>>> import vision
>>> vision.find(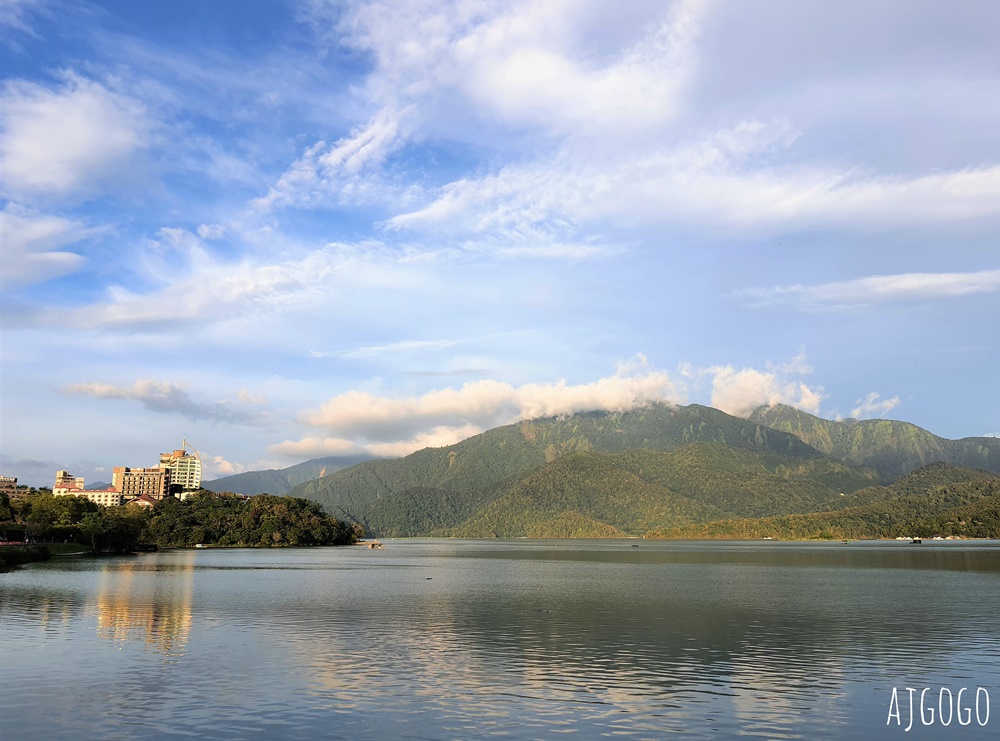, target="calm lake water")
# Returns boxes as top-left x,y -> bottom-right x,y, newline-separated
1,539 -> 998,739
